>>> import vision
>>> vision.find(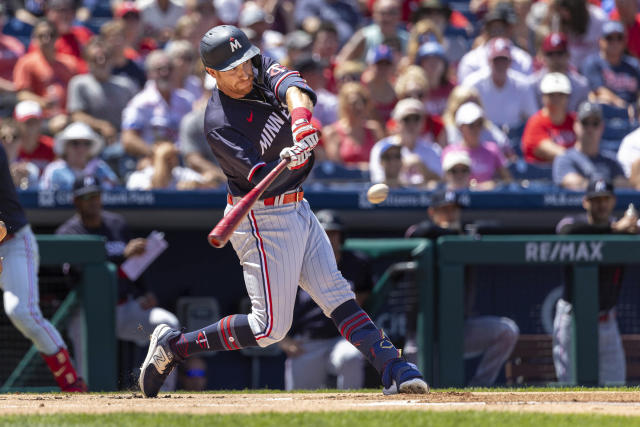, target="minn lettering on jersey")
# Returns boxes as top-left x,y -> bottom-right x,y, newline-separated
259,111 -> 286,154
